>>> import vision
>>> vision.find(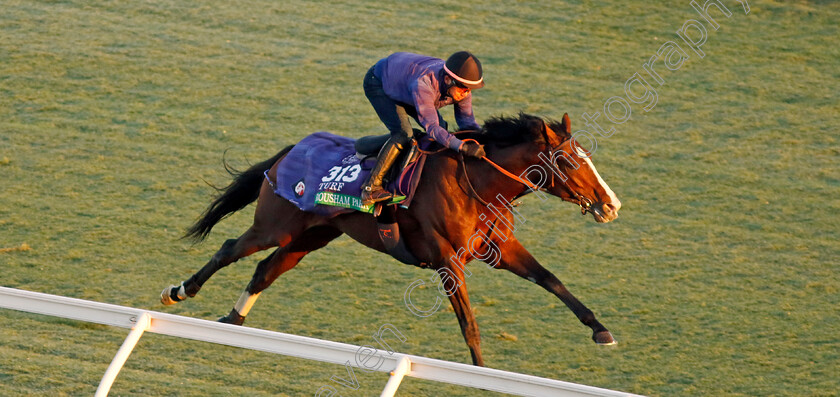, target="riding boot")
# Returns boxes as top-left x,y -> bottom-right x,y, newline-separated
361,139 -> 403,205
